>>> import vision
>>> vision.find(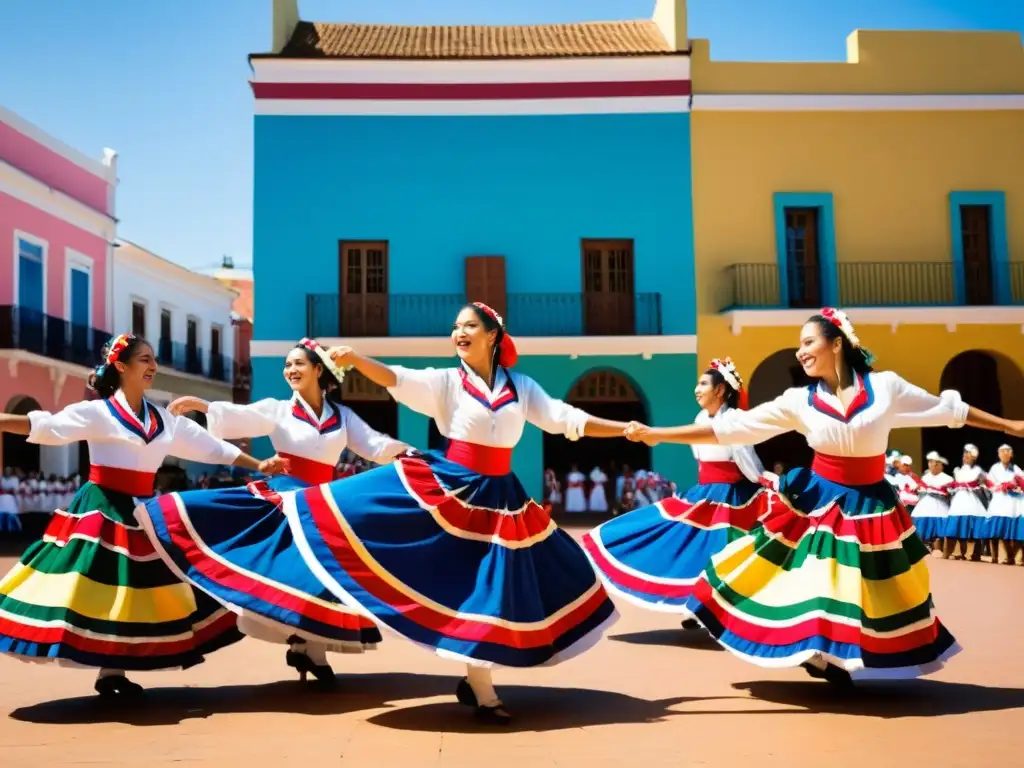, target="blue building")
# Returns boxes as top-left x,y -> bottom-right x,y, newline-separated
249,0 -> 698,497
